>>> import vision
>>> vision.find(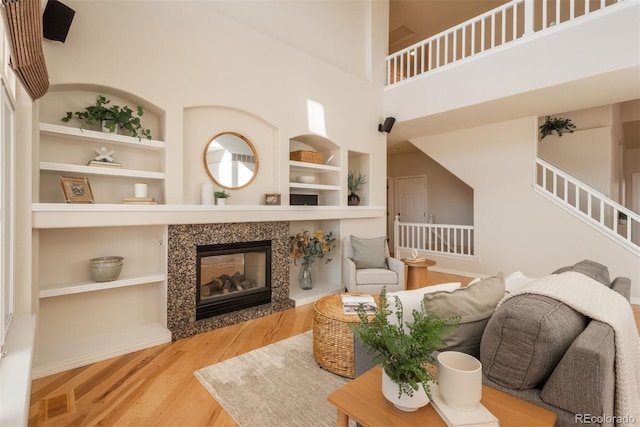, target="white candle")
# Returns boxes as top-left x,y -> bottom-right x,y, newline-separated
134,183 -> 148,198
201,182 -> 214,205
